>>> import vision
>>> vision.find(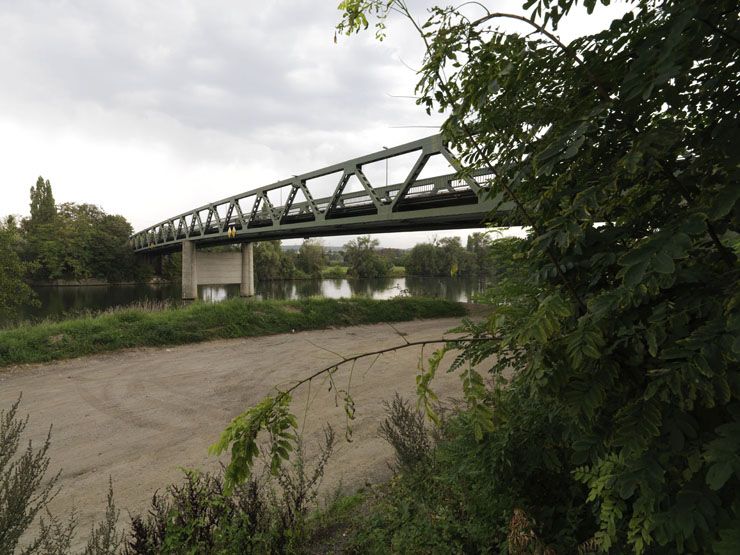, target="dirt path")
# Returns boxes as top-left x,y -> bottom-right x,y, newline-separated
0,317 -> 474,549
